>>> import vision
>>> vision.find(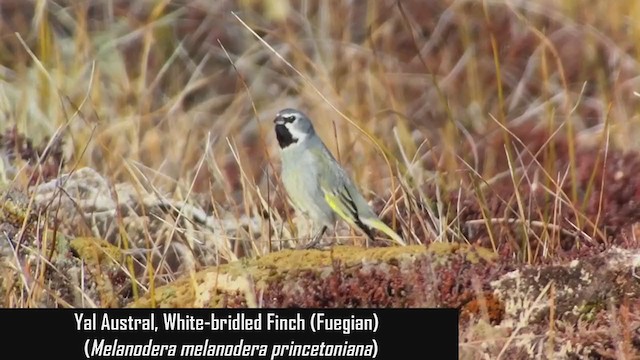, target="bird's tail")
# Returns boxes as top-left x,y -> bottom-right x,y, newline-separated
360,217 -> 406,246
